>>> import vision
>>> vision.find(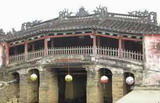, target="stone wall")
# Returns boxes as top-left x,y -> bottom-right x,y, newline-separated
143,34 -> 160,85
0,63 -> 141,103
0,72 -> 19,103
